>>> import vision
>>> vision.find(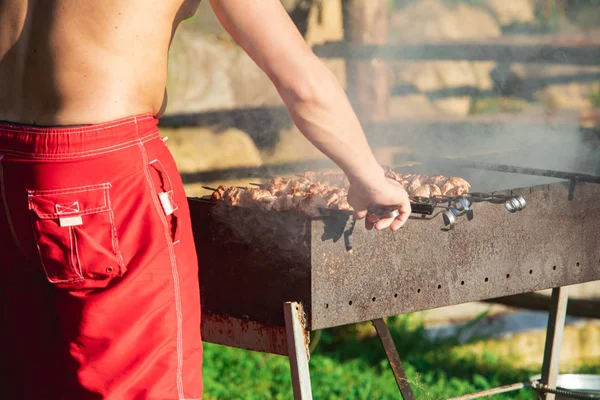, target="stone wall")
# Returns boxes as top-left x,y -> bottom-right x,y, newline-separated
163,0 -> 346,179
165,0 -> 345,115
